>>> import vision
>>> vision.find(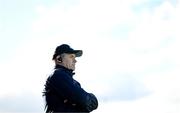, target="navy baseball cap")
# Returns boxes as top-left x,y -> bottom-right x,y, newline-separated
52,44 -> 83,60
